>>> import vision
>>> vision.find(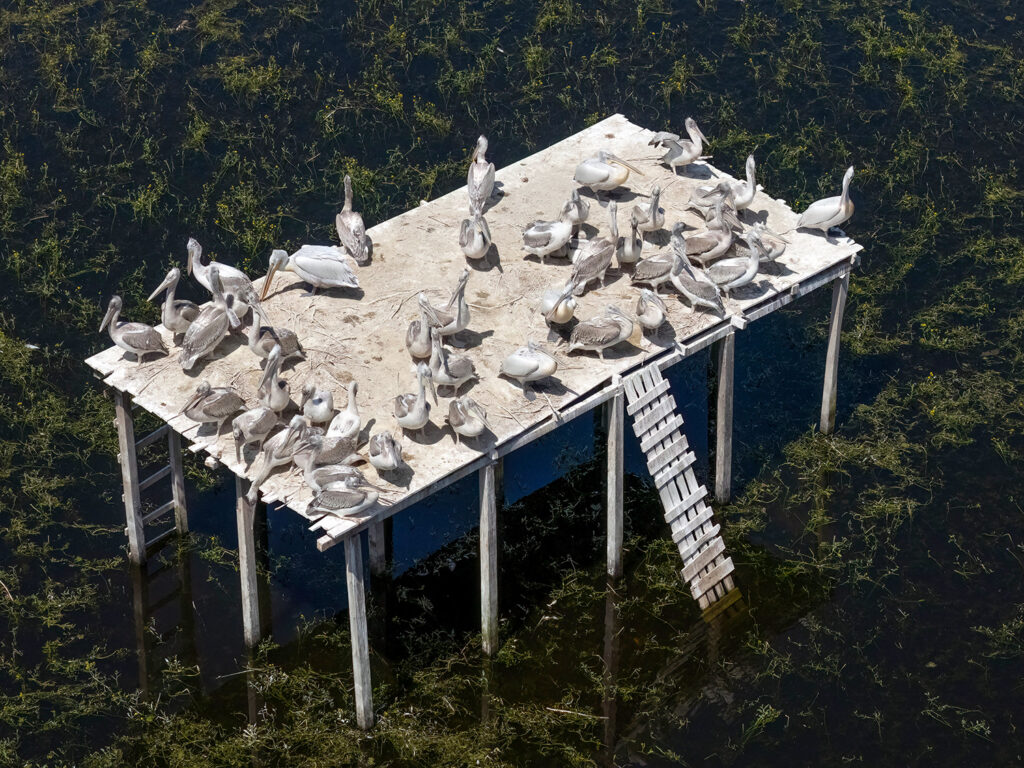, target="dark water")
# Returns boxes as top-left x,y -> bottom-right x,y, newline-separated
2,0 -> 1023,764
